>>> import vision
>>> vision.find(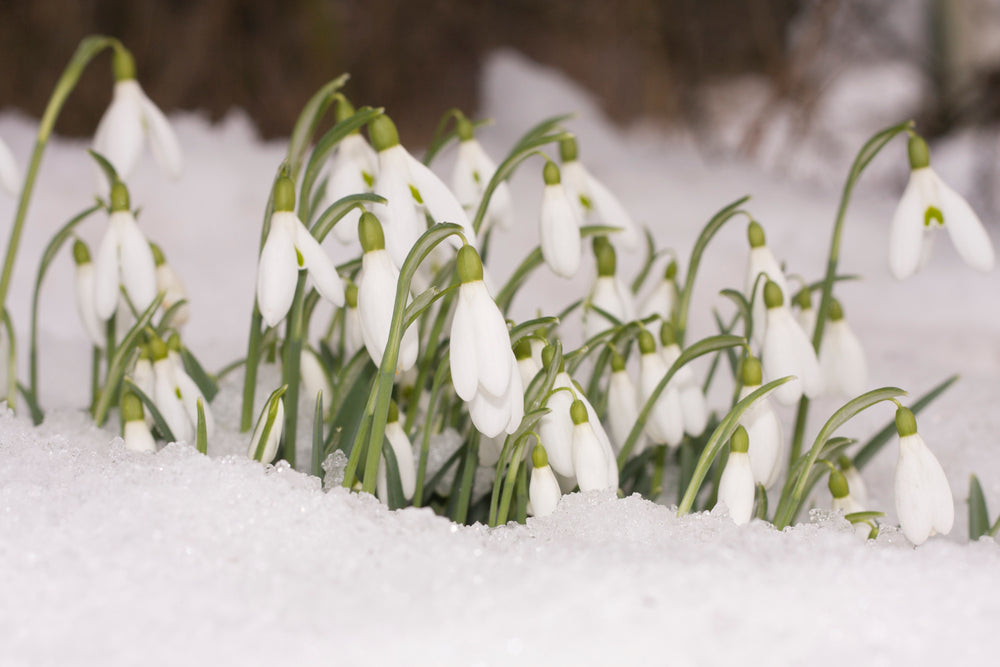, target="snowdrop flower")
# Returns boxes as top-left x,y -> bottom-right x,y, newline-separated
583,237 -> 635,341
819,299 -> 867,399
637,330 -> 683,448
256,175 -> 345,328
94,181 -> 157,321
716,426 -> 755,525
166,333 -> 214,438
150,243 -> 189,326
838,454 -> 869,507
893,406 -> 953,546
356,212 -> 418,373
300,346 -> 333,404
368,114 -> 475,268
889,135 -> 994,279
537,357 -> 577,477
451,115 -> 513,236
0,135 -> 21,195
513,338 -> 542,388
638,260 -> 678,321
761,280 -> 823,405
376,402 -> 417,503
150,334 -> 193,443
71,240 -> 105,347
559,136 -> 640,250
248,387 -> 285,464
737,356 -> 783,489
607,349 -> 645,454
450,245 -> 524,438
529,444 -> 563,517
539,160 -> 582,278
792,287 -> 816,340
570,399 -> 614,491
92,47 -> 181,185
121,390 -> 156,453
327,96 -> 378,244
659,322 -> 707,437
828,469 -> 873,540
745,221 -> 789,346
343,283 -> 364,360
130,347 -> 155,428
